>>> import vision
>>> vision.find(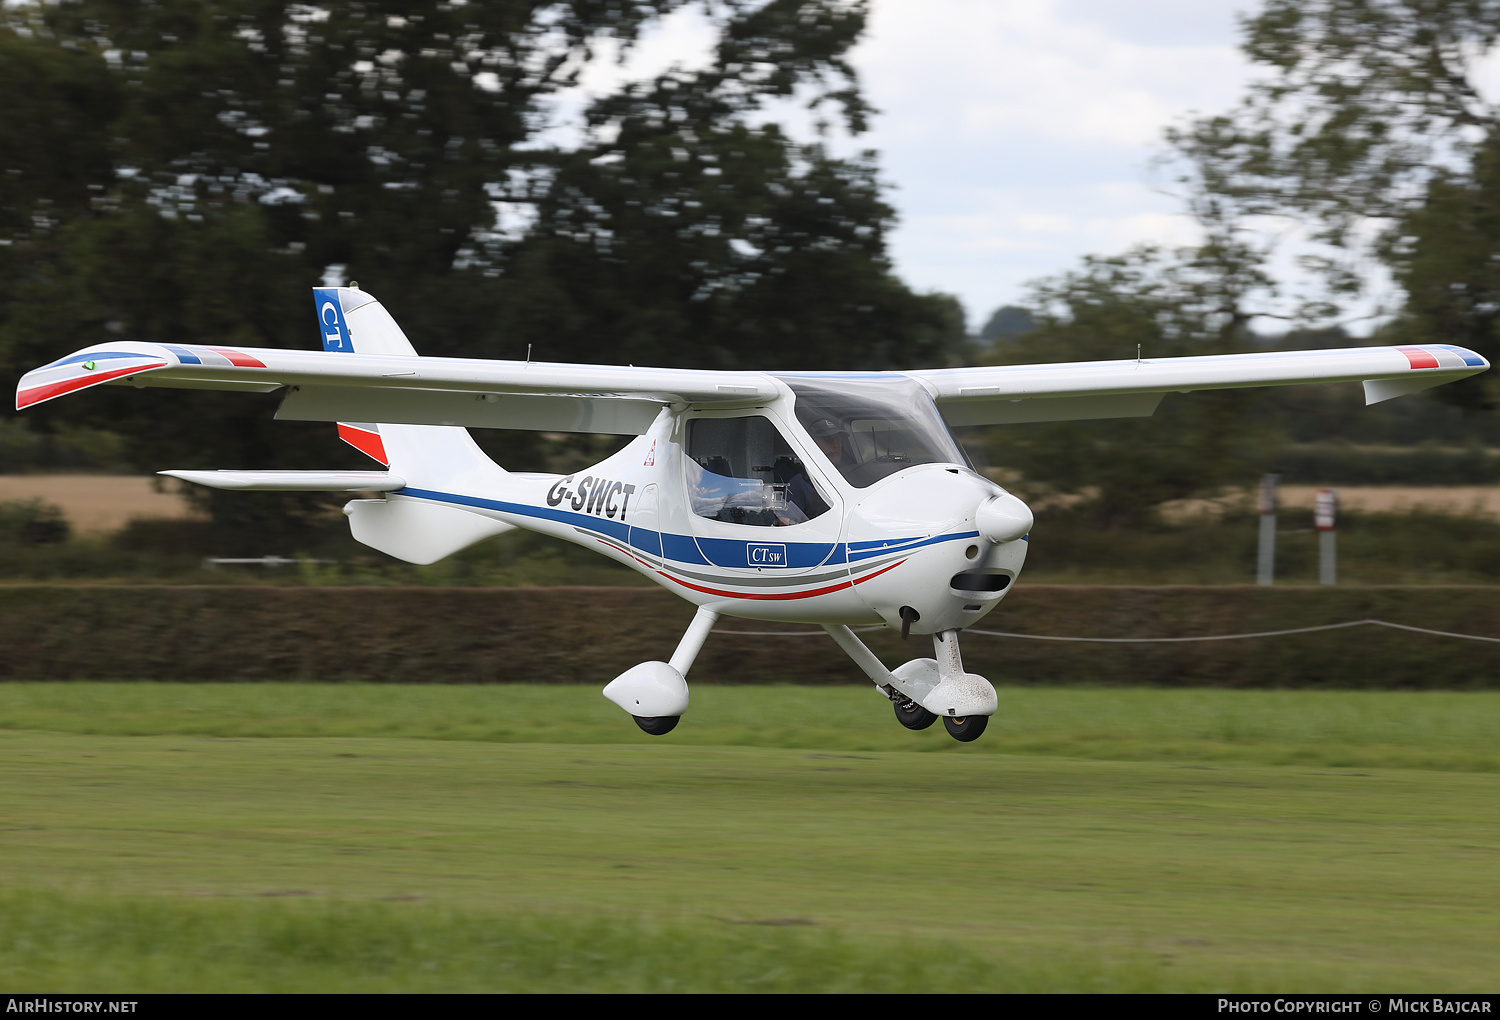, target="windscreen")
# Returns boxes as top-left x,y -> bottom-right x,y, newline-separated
780,377 -> 967,488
